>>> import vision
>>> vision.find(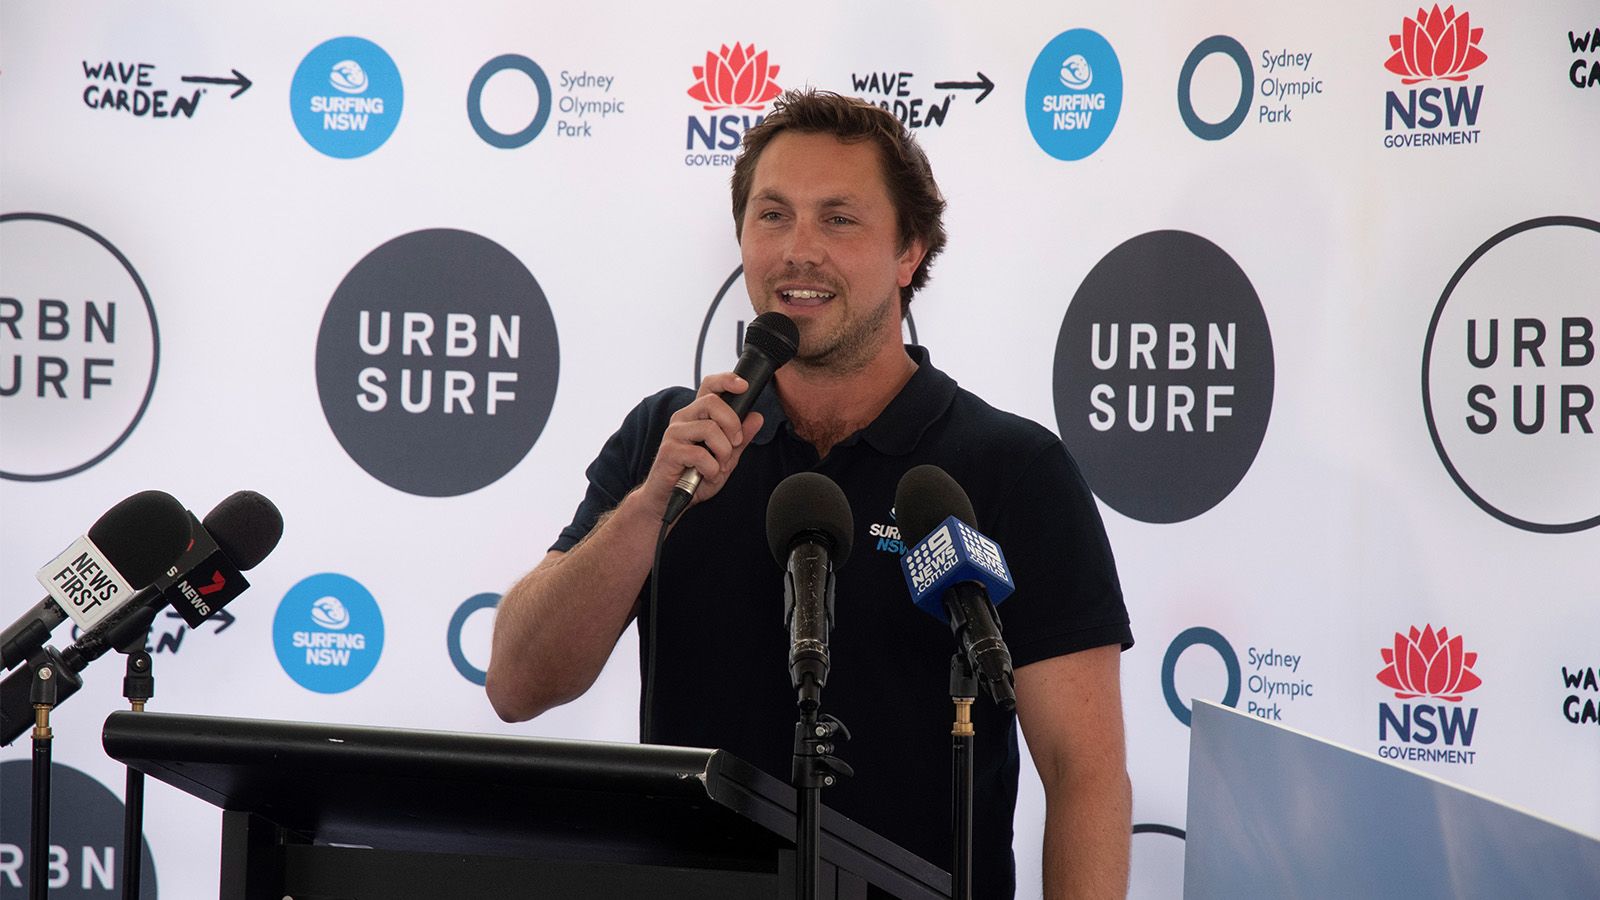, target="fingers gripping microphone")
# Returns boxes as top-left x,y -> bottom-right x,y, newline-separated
895,465 -> 1017,711
2,490 -> 191,671
663,312 -> 799,525
766,472 -> 853,712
